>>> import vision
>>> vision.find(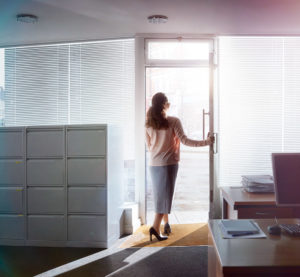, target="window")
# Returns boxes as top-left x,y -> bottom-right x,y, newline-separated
2,39 -> 135,201
0,49 -> 4,126
219,37 -> 300,187
0,49 -> 4,88
147,40 -> 209,61
5,45 -> 69,126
